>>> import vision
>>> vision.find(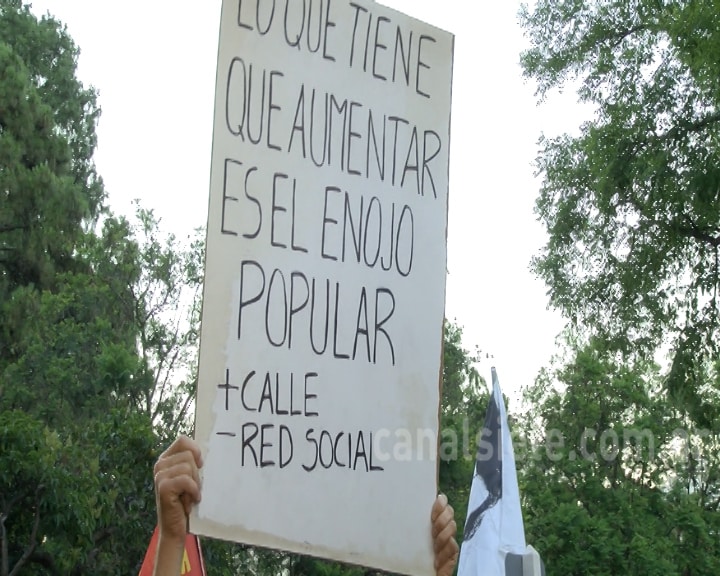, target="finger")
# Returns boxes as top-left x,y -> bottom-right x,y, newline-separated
436,552 -> 458,573
156,459 -> 201,495
431,494 -> 448,522
160,435 -> 203,468
155,451 -> 198,473
154,451 -> 201,486
434,520 -> 457,554
160,436 -> 203,467
435,538 -> 459,572
435,538 -> 460,569
181,492 -> 195,517
432,505 -> 455,539
156,472 -> 202,506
